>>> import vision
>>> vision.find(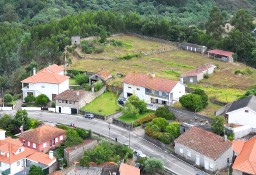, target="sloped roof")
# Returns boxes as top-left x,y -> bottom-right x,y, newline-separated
207,49 -> 234,57
119,163 -> 140,175
21,69 -> 69,84
175,127 -> 232,160
18,125 -> 65,144
43,64 -> 64,74
123,72 -> 179,93
55,90 -> 86,101
181,64 -> 216,77
233,140 -> 245,155
27,152 -> 56,166
227,96 -> 256,113
233,137 -> 256,175
97,69 -> 112,80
